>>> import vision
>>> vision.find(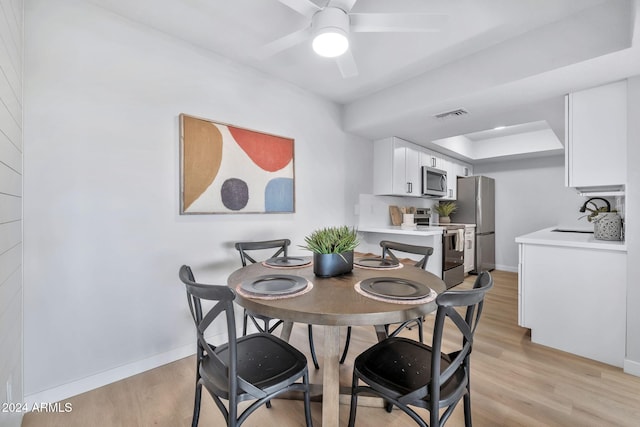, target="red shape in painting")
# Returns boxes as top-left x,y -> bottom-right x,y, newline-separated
228,126 -> 293,172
